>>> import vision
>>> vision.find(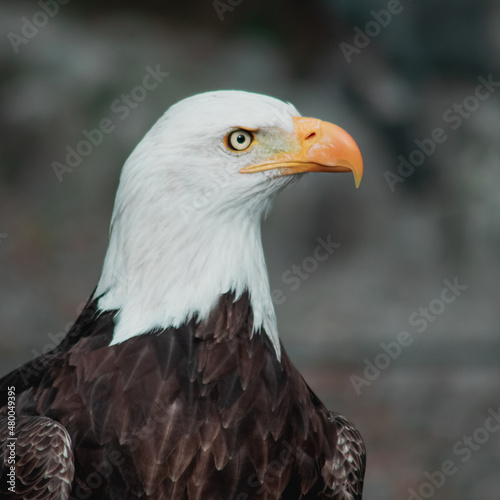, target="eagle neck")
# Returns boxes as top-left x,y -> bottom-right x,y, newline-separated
95,206 -> 281,360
